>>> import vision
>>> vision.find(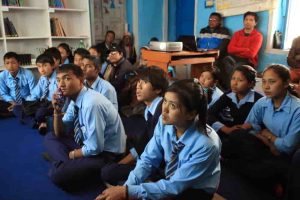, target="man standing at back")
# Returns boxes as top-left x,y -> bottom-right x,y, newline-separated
96,30 -> 116,63
227,11 -> 263,68
198,12 -> 230,59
